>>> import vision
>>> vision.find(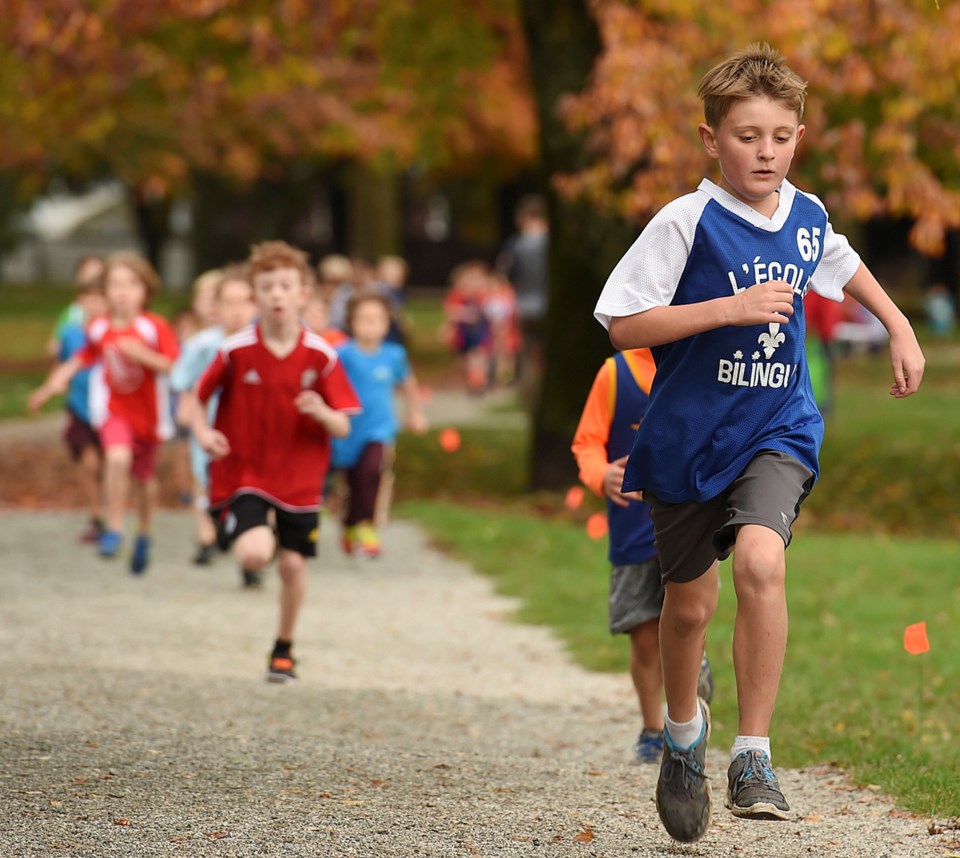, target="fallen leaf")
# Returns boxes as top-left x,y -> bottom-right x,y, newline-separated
576,828 -> 595,843
113,819 -> 131,826
206,831 -> 229,840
